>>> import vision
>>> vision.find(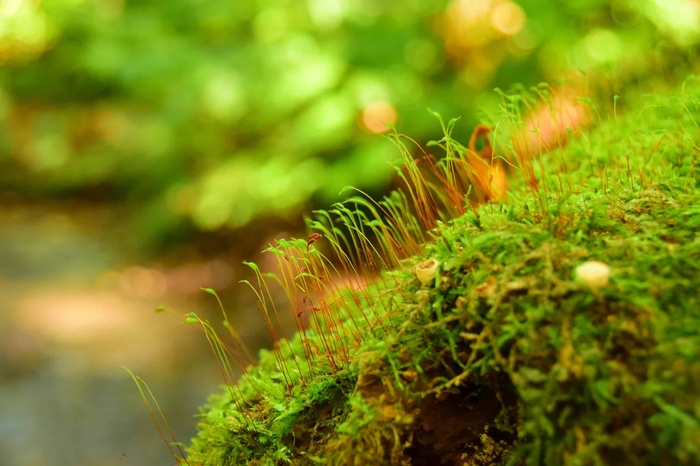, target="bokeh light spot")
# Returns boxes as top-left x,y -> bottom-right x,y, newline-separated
121,266 -> 168,299
203,72 -> 245,123
307,0 -> 347,30
253,7 -> 288,42
584,29 -> 622,64
360,101 -> 397,134
512,26 -> 540,52
404,39 -> 442,73
491,1 -> 525,36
